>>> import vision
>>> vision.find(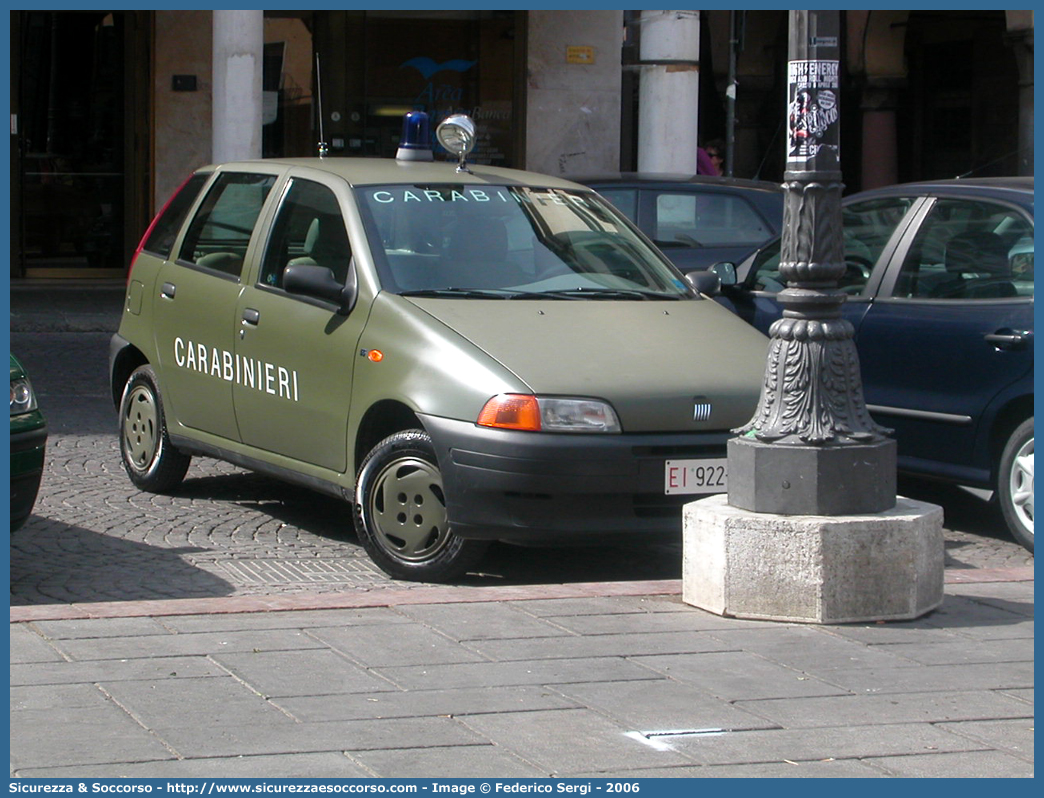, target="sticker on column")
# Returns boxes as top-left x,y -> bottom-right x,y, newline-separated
787,60 -> 840,169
